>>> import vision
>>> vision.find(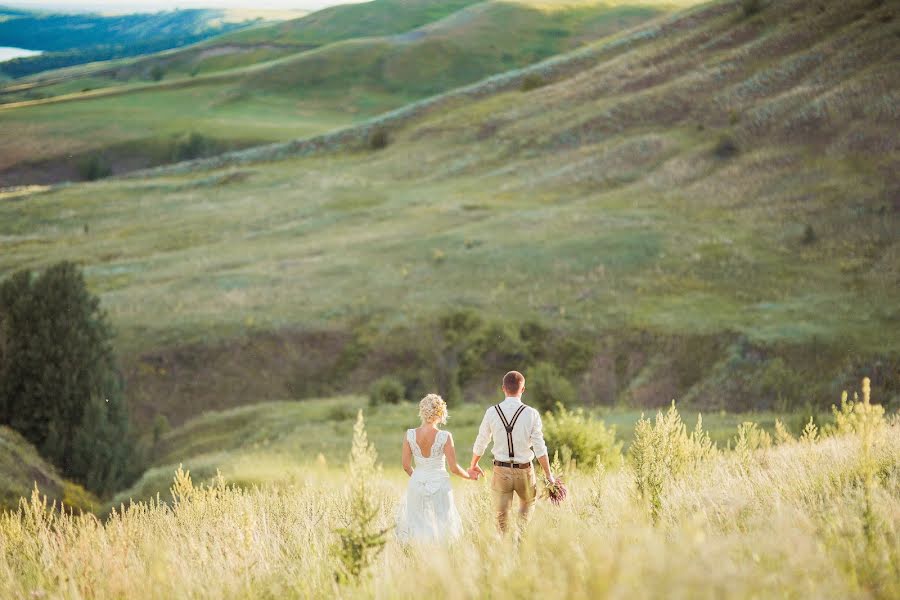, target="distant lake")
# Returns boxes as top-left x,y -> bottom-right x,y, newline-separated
0,47 -> 42,63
